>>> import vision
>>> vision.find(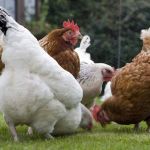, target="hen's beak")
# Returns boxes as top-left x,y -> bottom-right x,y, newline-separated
78,33 -> 83,40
